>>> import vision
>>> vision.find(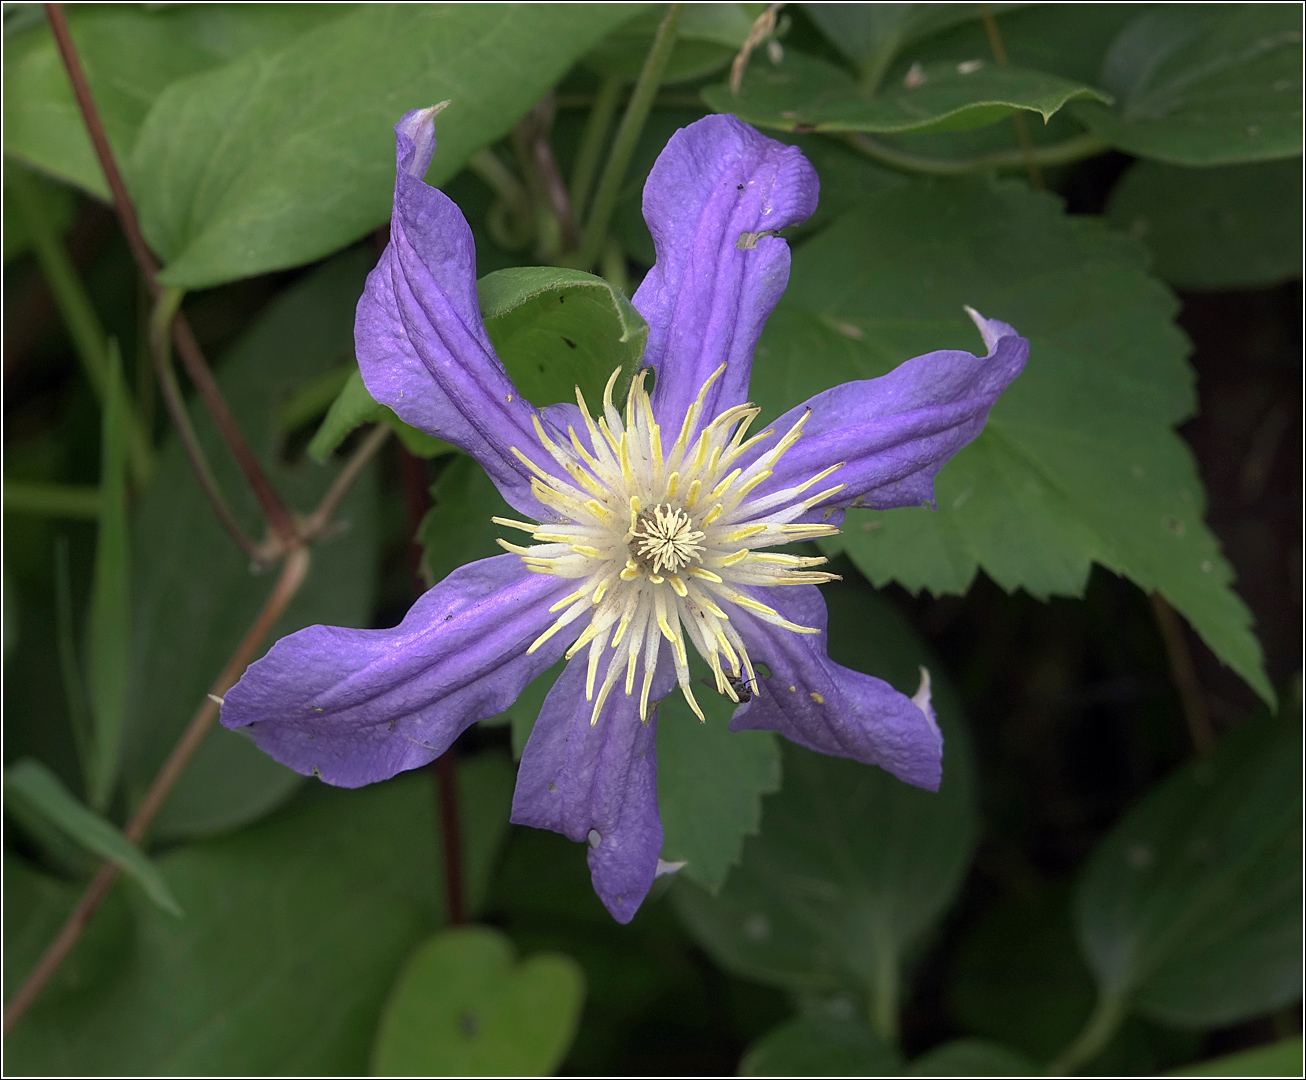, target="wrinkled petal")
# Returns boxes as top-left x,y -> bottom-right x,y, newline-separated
728,586 -> 942,791
634,113 -> 818,431
511,654 -> 675,923
221,554 -> 576,787
748,310 -> 1027,516
356,108 -> 563,517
